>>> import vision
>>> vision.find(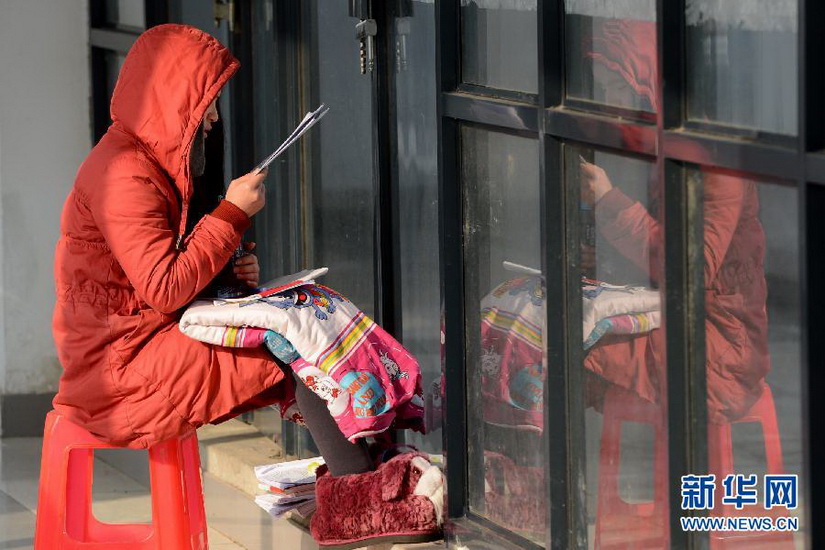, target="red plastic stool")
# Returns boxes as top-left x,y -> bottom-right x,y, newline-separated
595,383 -> 793,550
594,385 -> 669,549
34,411 -> 208,549
707,384 -> 794,549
